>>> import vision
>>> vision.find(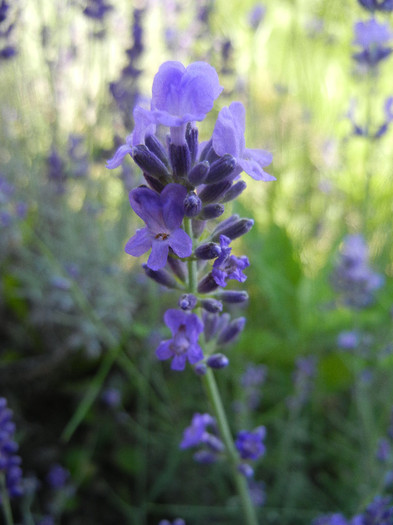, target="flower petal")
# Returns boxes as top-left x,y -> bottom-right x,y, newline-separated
245,148 -> 273,167
164,308 -> 186,333
129,187 -> 164,232
161,183 -> 187,230
187,343 -> 204,364
238,158 -> 276,181
156,340 -> 173,360
212,102 -> 245,158
168,228 -> 193,258
106,144 -> 133,169
171,354 -> 187,371
125,228 -> 152,256
151,61 -> 185,115
147,239 -> 169,270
